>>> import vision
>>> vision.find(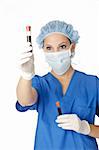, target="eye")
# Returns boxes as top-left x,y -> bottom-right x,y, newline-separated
60,44 -> 67,49
46,46 -> 52,50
